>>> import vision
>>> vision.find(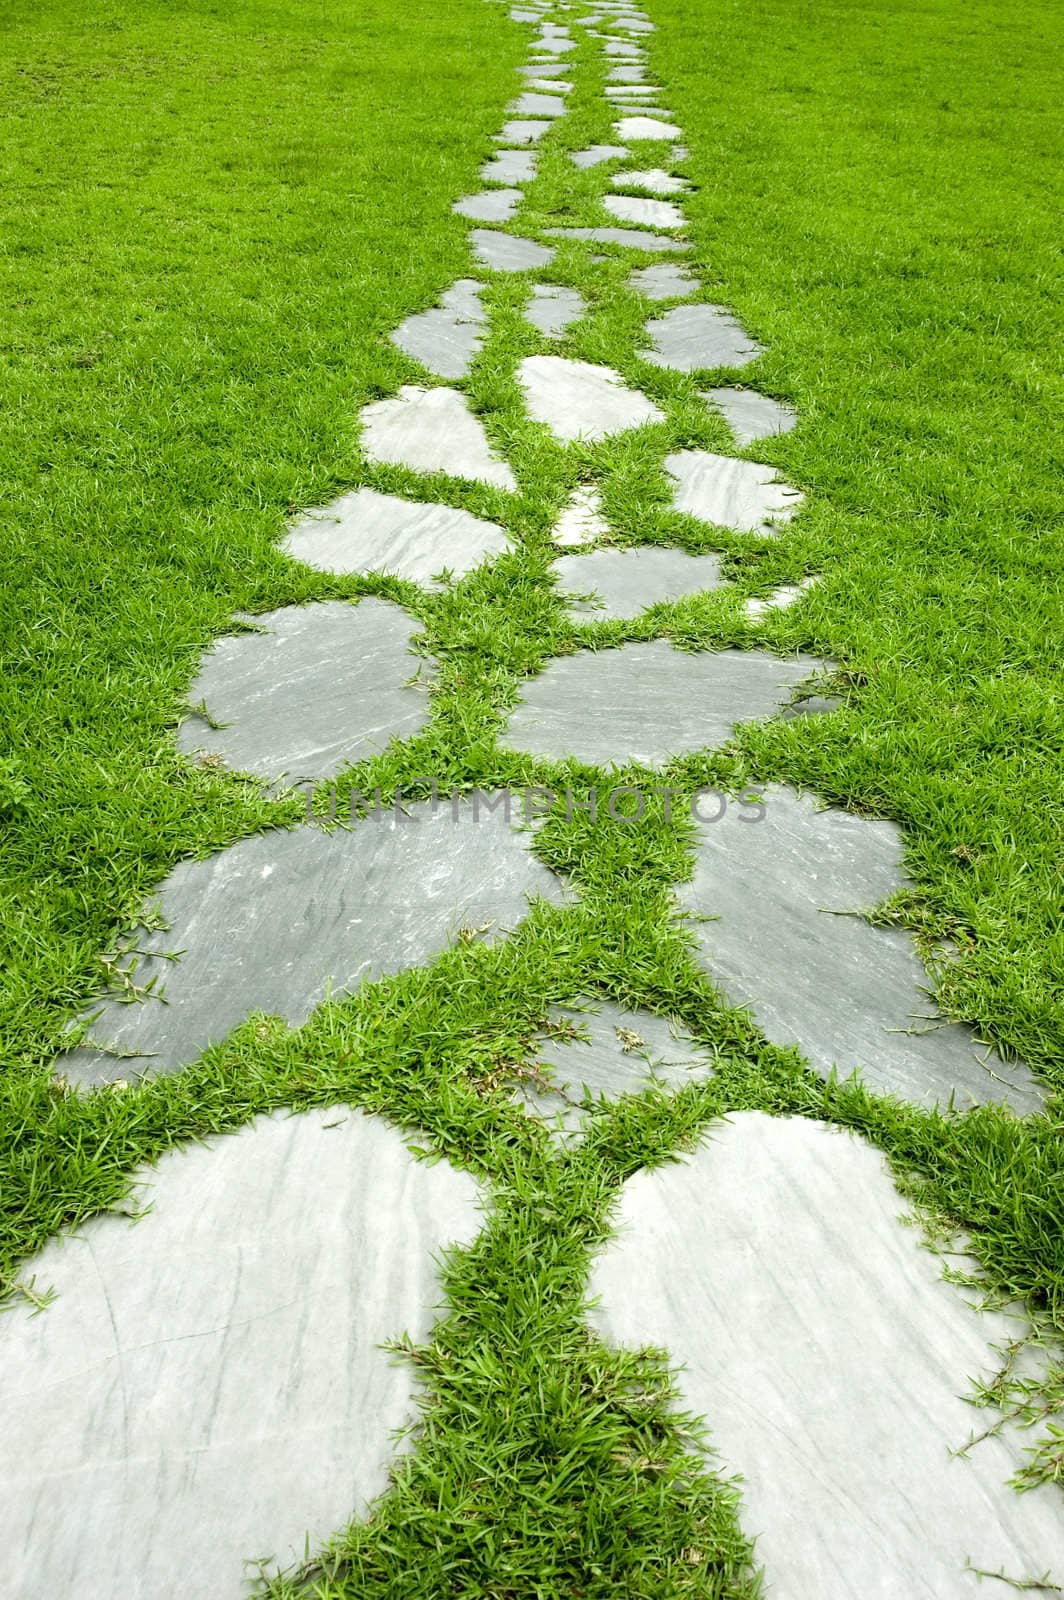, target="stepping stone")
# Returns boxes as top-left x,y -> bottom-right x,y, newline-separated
615,114 -> 682,140
481,148 -> 537,184
284,486 -> 511,588
629,261 -> 697,299
499,642 -> 831,767
613,166 -> 688,194
0,1108 -> 484,1599
58,800 -> 569,1086
667,449 -> 802,537
524,75 -> 573,91
602,38 -> 643,55
495,119 -> 552,145
676,786 -> 1043,1111
517,62 -> 569,78
642,302 -> 763,369
672,142 -> 690,160
514,998 -> 714,1137
544,226 -> 689,252
526,283 -> 586,336
570,143 -> 629,167
518,355 -> 663,442
552,483 -> 610,546
704,386 -> 797,446
532,33 -> 575,51
743,575 -> 819,620
589,1113 -> 1059,1597
510,91 -> 567,117
389,277 -> 486,377
607,64 -> 647,80
605,84 -> 661,95
603,193 -> 683,229
360,385 -> 517,491
472,227 -> 555,273
454,188 -> 522,222
552,546 -> 725,620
